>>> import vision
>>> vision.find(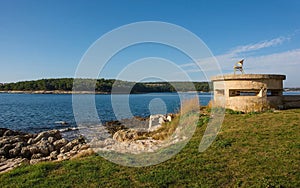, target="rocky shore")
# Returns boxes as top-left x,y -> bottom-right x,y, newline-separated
0,128 -> 91,174
0,114 -> 189,173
